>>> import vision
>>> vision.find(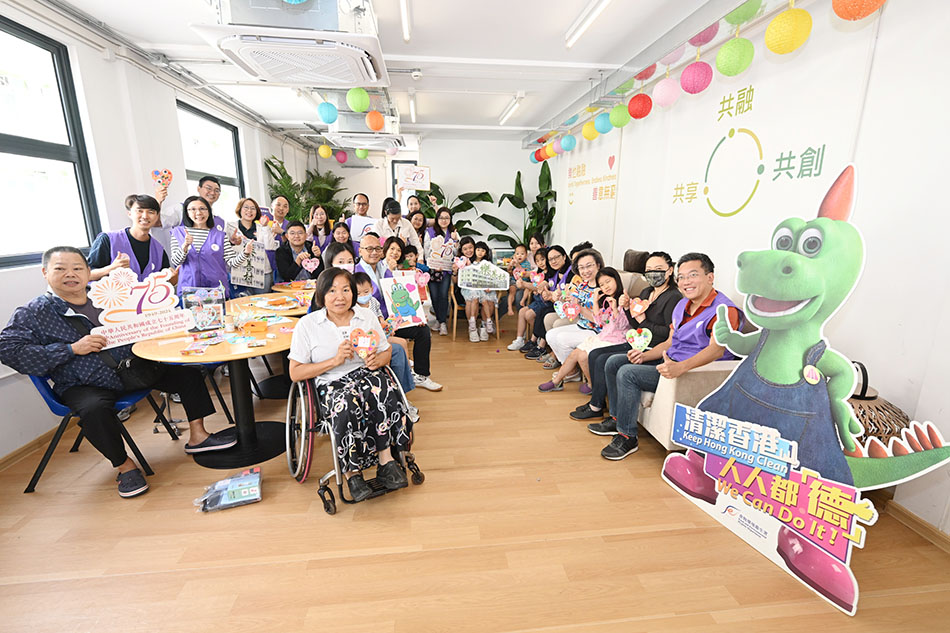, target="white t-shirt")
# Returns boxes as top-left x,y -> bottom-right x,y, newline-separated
288,306 -> 390,385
